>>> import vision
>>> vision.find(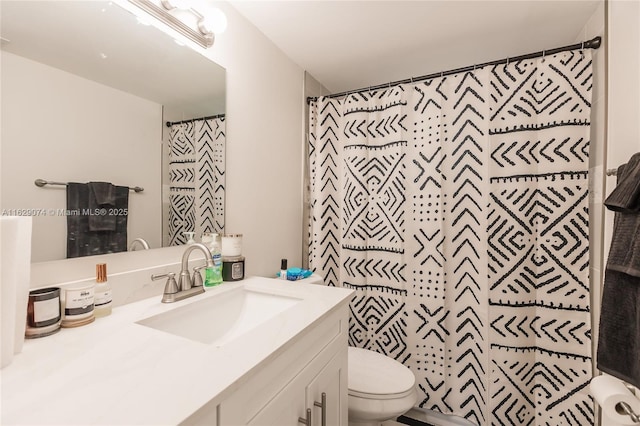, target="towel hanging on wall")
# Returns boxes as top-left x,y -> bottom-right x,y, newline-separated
88,182 -> 117,231
597,152 -> 640,388
604,152 -> 640,214
66,182 -> 129,258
